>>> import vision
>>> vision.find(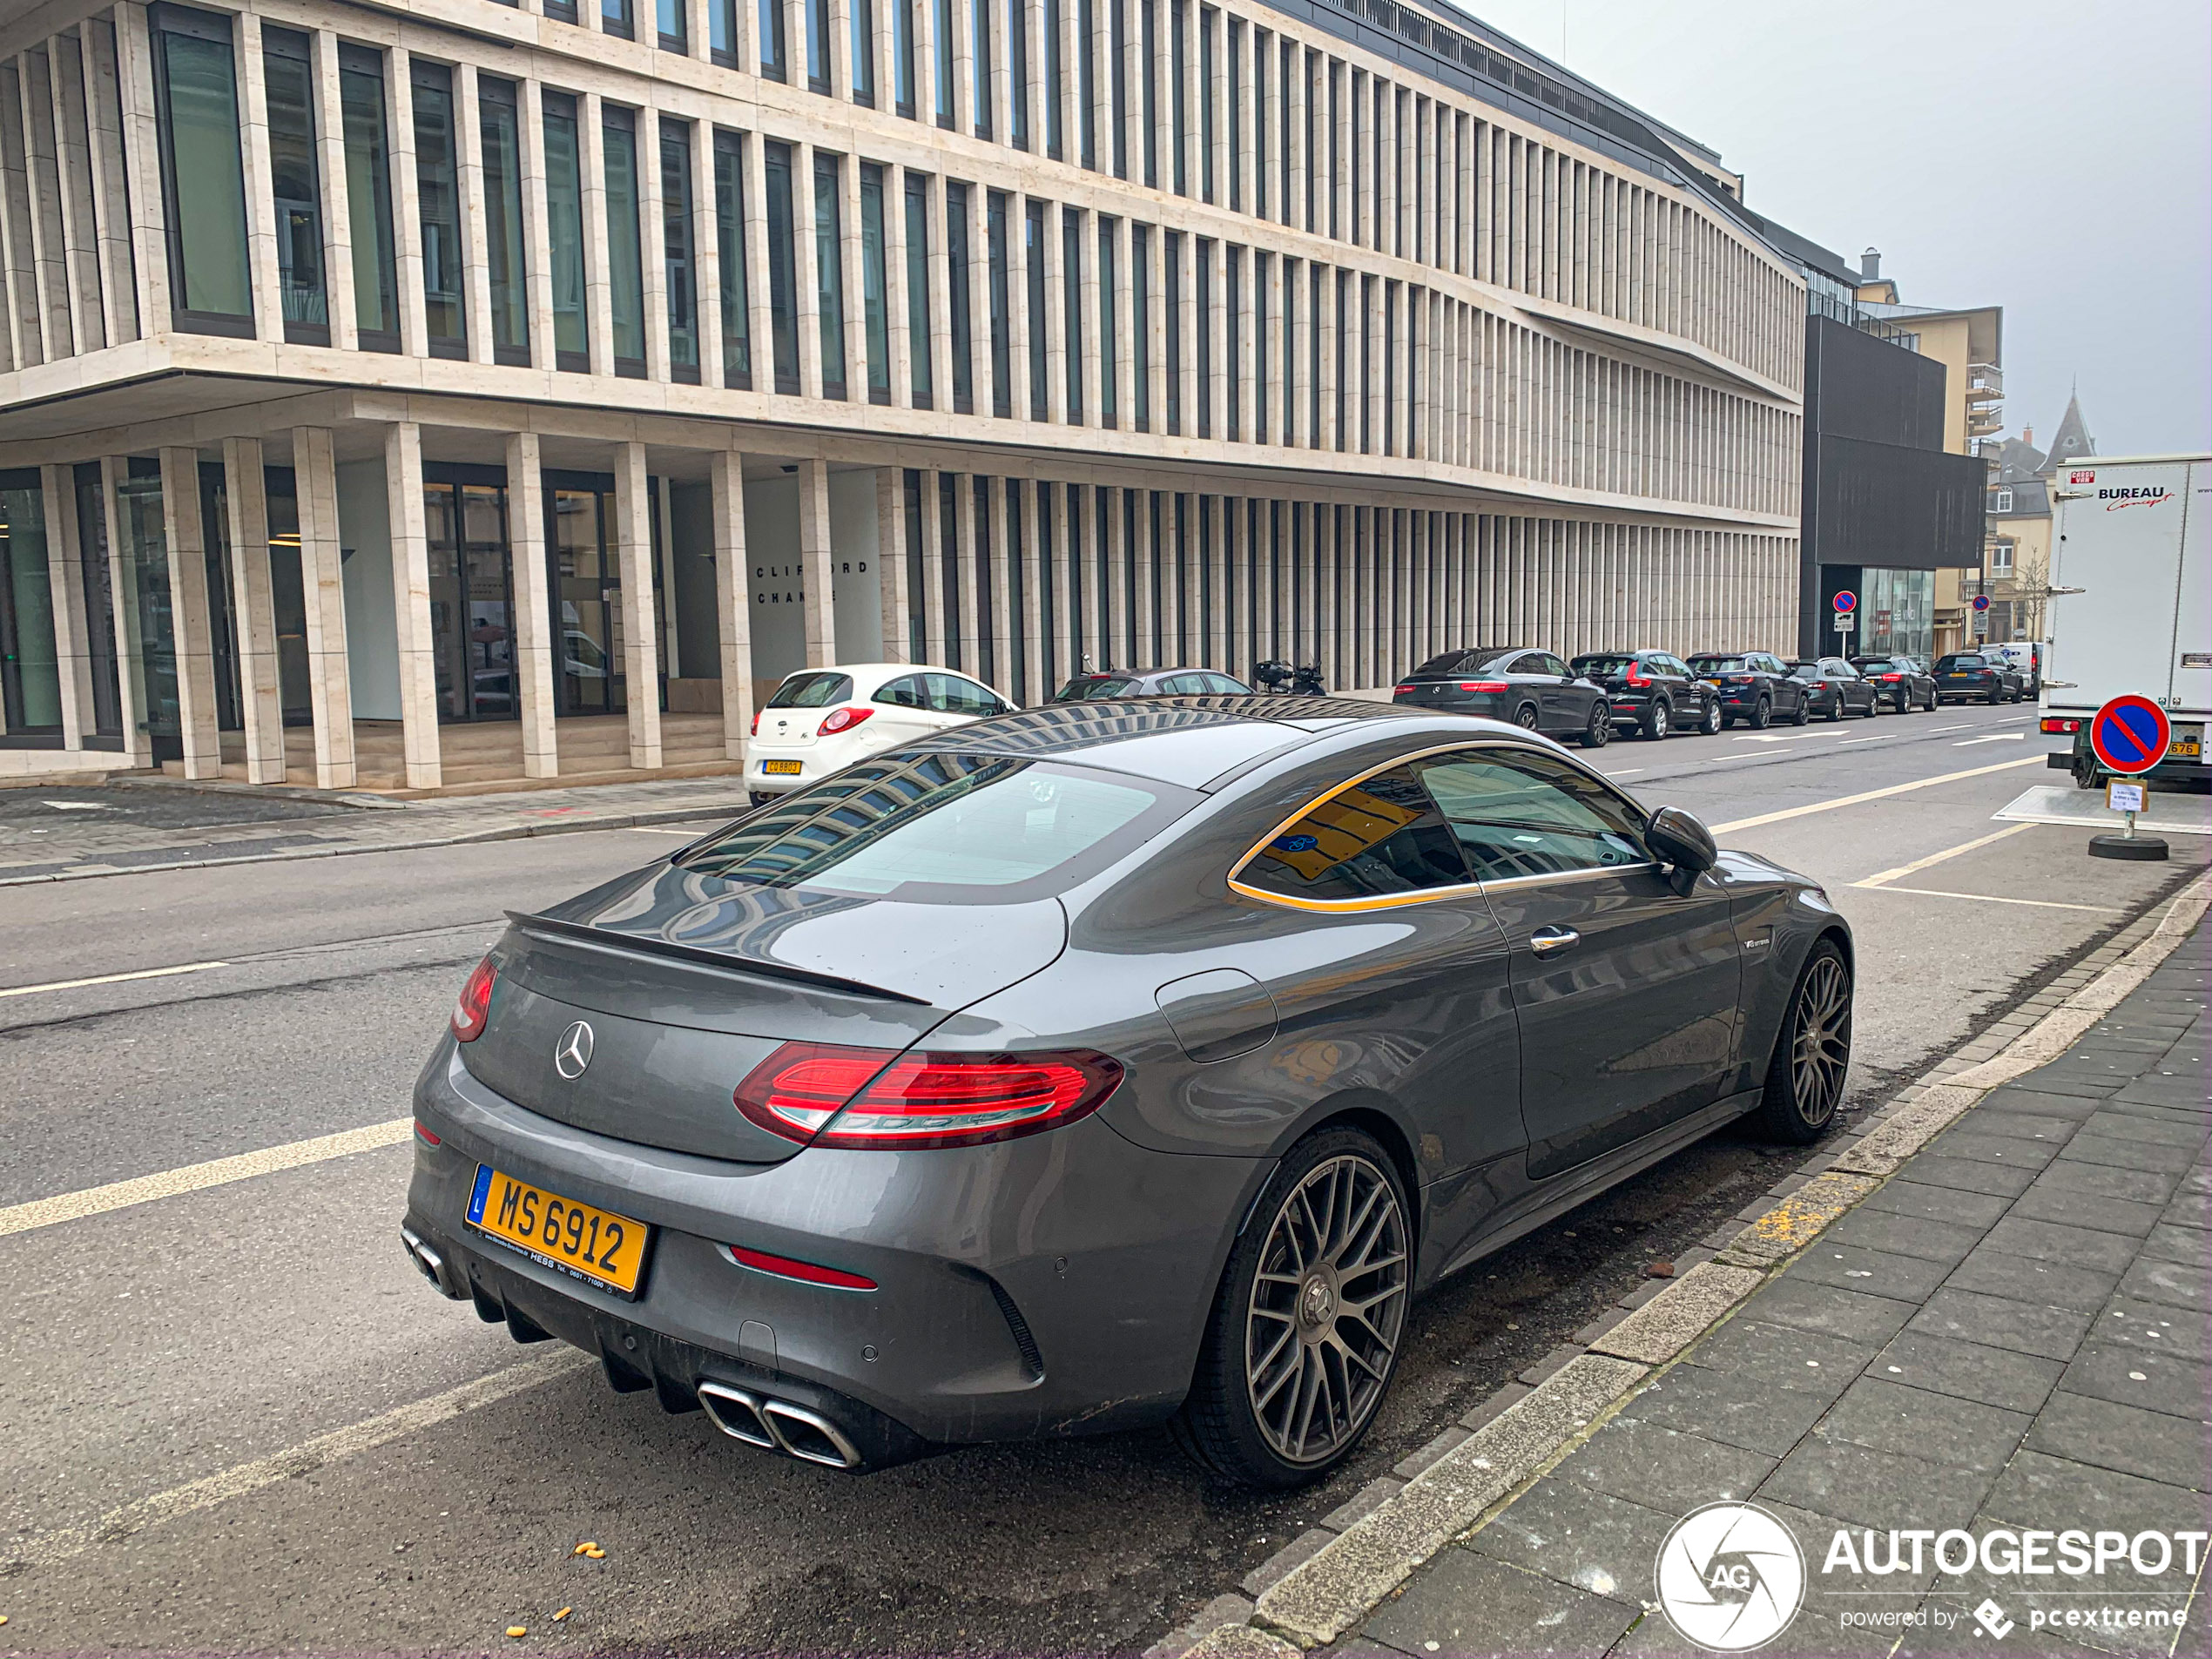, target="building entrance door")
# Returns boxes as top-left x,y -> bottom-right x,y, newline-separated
424,468 -> 516,723
543,471 -> 663,717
